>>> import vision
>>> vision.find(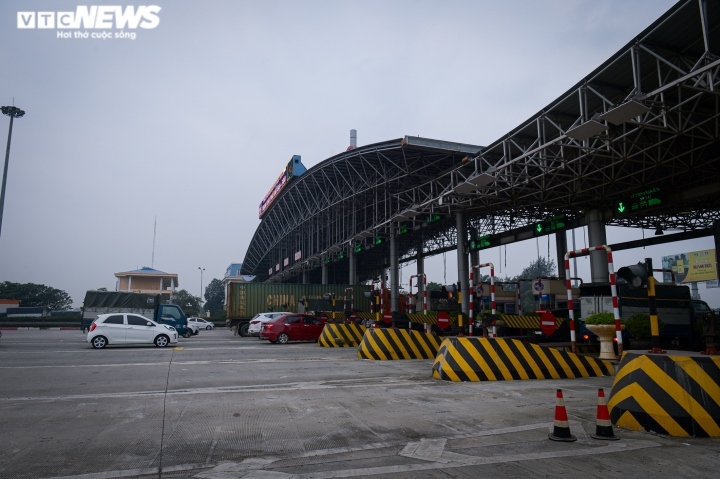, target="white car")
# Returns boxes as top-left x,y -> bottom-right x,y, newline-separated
87,313 -> 178,349
189,317 -> 215,330
186,321 -> 199,336
247,312 -> 291,337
